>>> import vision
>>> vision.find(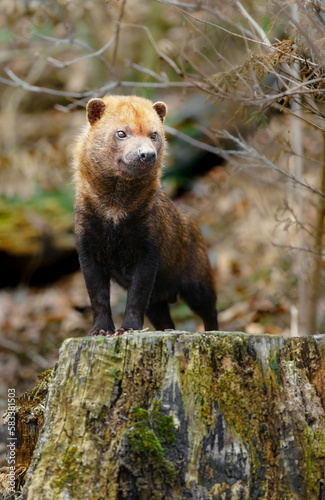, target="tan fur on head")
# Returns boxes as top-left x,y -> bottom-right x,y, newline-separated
87,96 -> 168,126
77,95 -> 167,180
73,95 -> 168,222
